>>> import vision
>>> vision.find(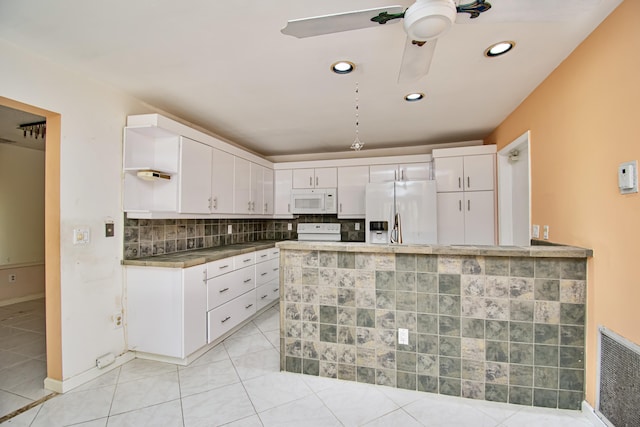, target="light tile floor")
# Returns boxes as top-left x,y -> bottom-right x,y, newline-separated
1,300 -> 595,426
0,298 -> 50,420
